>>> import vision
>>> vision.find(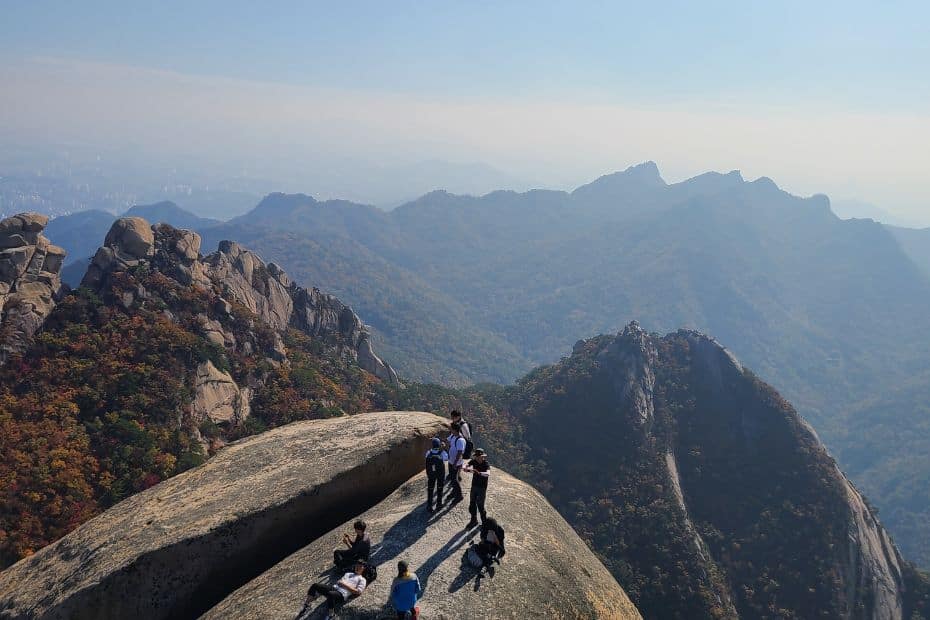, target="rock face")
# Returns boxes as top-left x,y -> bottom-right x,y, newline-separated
204,471 -> 641,620
0,412 -> 447,620
192,360 -> 250,424
81,218 -> 398,383
532,322 -> 911,619
0,213 -> 66,364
